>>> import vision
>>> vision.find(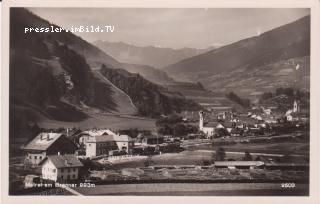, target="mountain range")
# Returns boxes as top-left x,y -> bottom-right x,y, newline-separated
93,40 -> 216,68
9,8 -> 310,140
10,7 -> 199,132
164,16 -> 310,100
